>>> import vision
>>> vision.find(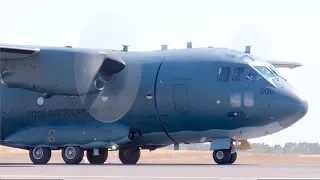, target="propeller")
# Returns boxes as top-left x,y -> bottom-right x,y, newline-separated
73,10 -> 142,123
